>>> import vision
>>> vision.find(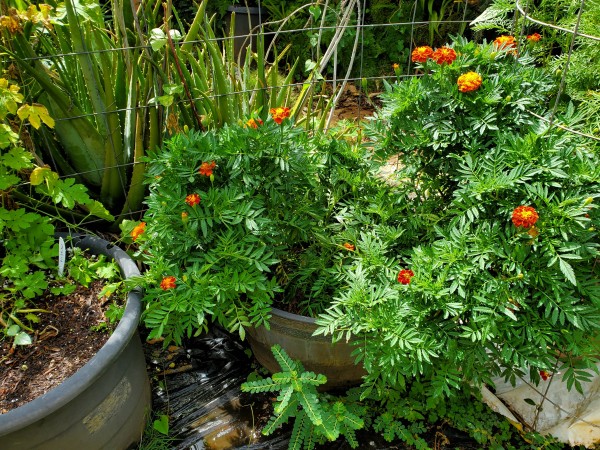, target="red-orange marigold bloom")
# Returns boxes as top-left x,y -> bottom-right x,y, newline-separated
397,269 -> 415,285
185,193 -> 201,207
540,370 -> 550,381
527,33 -> 541,42
494,35 -> 517,50
343,242 -> 355,251
457,72 -> 483,93
411,46 -> 434,63
130,221 -> 146,241
160,276 -> 176,290
246,118 -> 263,129
431,46 -> 457,65
512,206 -> 539,228
199,161 -> 216,177
270,107 -> 291,125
